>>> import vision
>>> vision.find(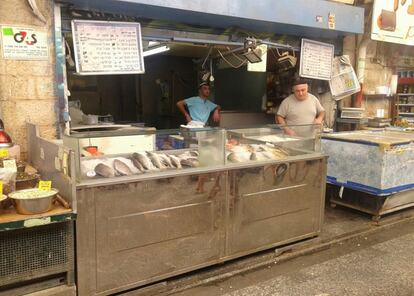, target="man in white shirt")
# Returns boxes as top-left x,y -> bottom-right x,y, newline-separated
276,80 -> 325,126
